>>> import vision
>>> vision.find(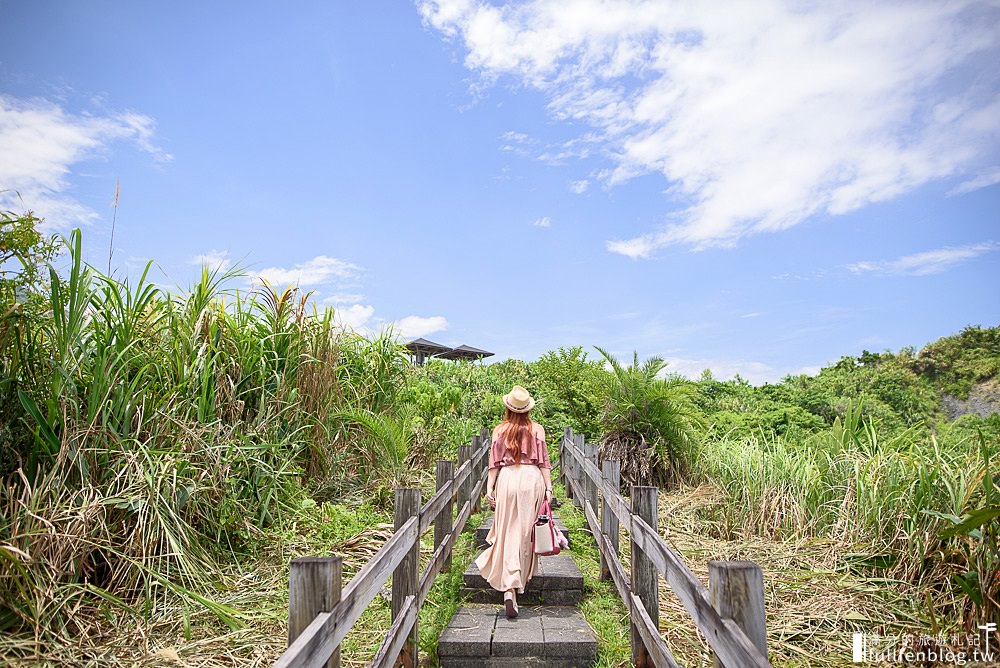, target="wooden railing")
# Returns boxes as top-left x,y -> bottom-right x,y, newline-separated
273,429 -> 491,668
559,428 -> 771,668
